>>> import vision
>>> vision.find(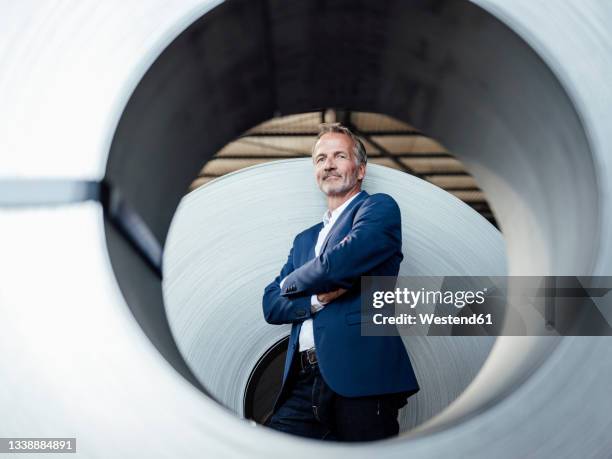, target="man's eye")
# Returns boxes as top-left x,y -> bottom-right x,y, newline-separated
317,157 -> 324,163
